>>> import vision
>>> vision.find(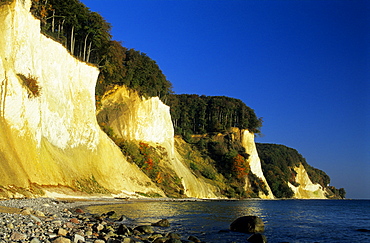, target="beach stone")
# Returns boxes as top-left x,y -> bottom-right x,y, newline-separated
35,210 -> 45,217
30,215 -> 42,223
70,218 -> 80,224
165,239 -> 182,243
10,231 -> 27,240
152,219 -> 170,227
152,237 -> 169,243
58,228 -> 68,236
230,216 -> 265,233
188,235 -> 201,242
53,237 -> 72,243
247,233 -> 268,243
75,208 -> 85,214
134,225 -> 154,234
94,240 -> 105,243
121,237 -> 136,243
30,238 -> 41,243
73,234 -> 85,242
21,208 -> 32,215
117,224 -> 132,236
166,232 -> 181,239
93,223 -> 104,232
